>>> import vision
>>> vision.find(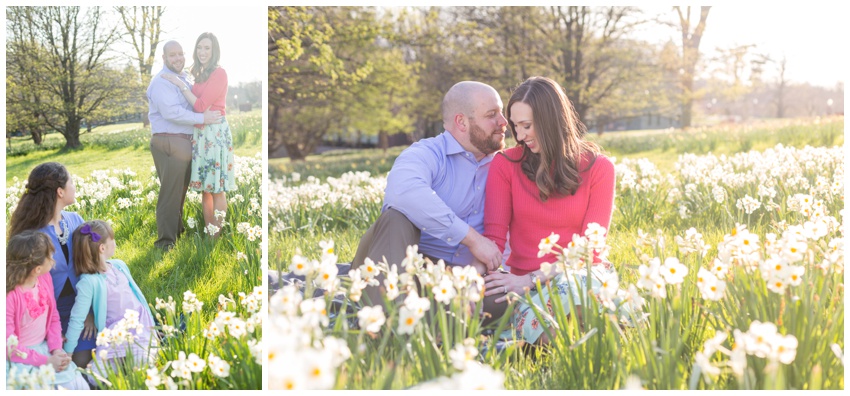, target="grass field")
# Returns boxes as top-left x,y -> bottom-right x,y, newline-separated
5,109 -> 263,390
268,116 -> 844,390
